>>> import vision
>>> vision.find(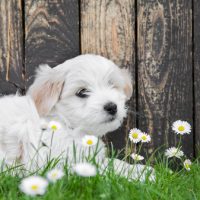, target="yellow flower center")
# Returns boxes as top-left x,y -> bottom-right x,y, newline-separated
52,172 -> 58,178
141,135 -> 147,140
185,163 -> 190,169
132,133 -> 138,139
178,126 -> 185,132
51,125 -> 57,131
31,185 -> 38,191
87,139 -> 93,145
